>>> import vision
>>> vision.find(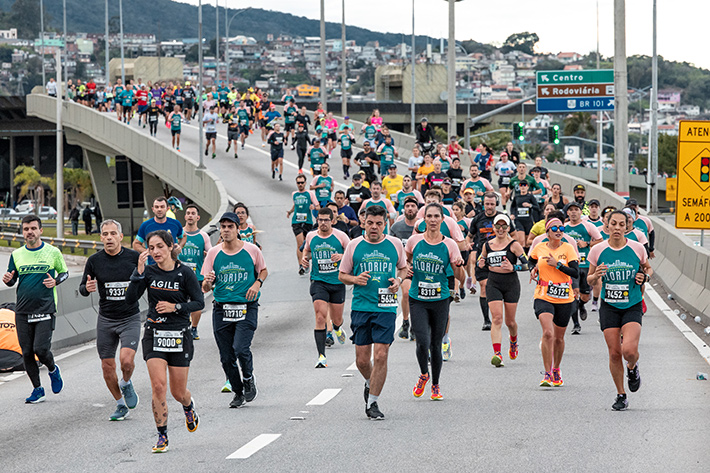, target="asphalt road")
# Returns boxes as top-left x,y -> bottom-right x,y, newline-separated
1,114 -> 709,472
